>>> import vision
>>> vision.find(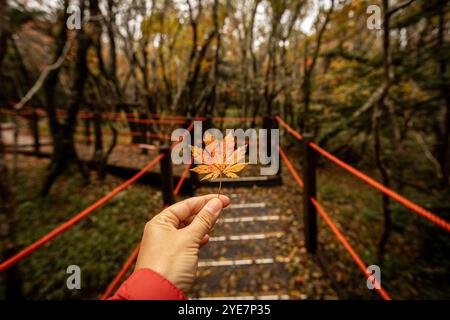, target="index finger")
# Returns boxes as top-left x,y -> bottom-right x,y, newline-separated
161,194 -> 230,227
